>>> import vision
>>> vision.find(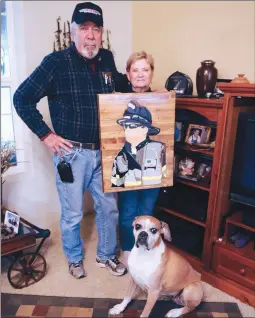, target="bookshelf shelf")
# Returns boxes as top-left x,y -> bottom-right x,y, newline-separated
175,178 -> 210,192
175,142 -> 214,157
157,206 -> 206,228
